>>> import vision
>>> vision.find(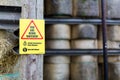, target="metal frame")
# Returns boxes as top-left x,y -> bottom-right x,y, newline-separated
101,0 -> 108,80
13,46 -> 120,55
46,49 -> 120,55
0,1 -> 119,80
45,18 -> 120,24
